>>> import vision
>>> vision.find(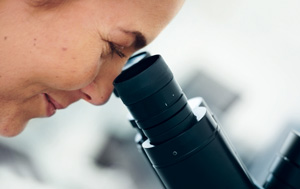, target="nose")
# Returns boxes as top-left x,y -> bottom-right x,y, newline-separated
80,79 -> 114,105
80,58 -> 126,105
